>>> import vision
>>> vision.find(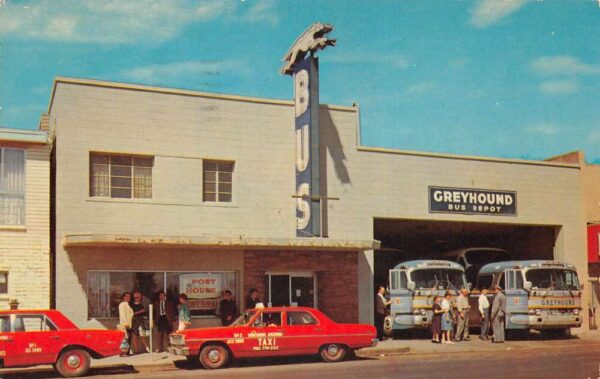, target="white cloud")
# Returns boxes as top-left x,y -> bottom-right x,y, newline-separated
327,52 -> 410,68
242,0 -> 279,26
470,0 -> 529,28
531,55 -> 600,76
538,80 -> 579,94
525,122 -> 561,136
406,81 -> 437,95
588,130 -> 600,144
119,60 -> 248,82
0,0 -> 269,44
